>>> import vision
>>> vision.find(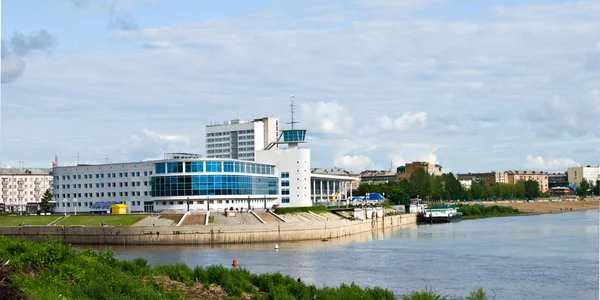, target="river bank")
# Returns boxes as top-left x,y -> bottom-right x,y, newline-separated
0,213 -> 416,245
0,237 -> 496,300
486,199 -> 599,214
